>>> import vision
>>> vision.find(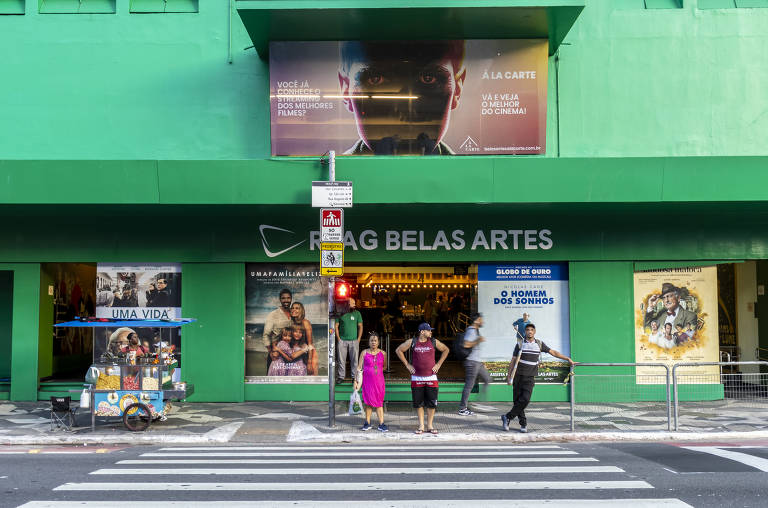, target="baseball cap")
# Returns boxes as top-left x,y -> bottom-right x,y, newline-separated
418,322 -> 434,332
